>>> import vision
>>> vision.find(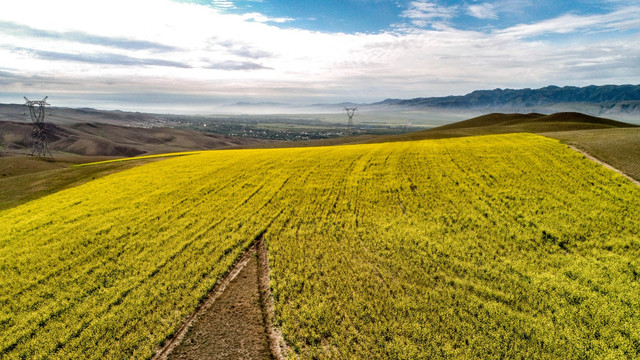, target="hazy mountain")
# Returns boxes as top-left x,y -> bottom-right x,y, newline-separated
369,85 -> 640,122
377,85 -> 640,107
